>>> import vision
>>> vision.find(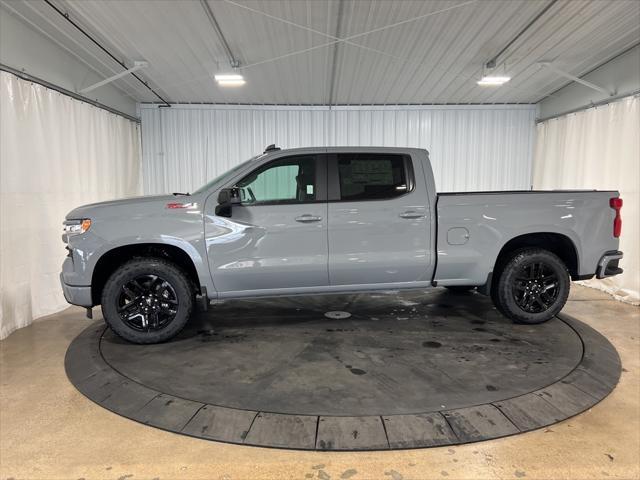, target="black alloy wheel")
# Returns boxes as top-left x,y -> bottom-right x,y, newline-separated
101,258 -> 194,344
117,274 -> 179,332
493,248 -> 570,325
512,262 -> 560,313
